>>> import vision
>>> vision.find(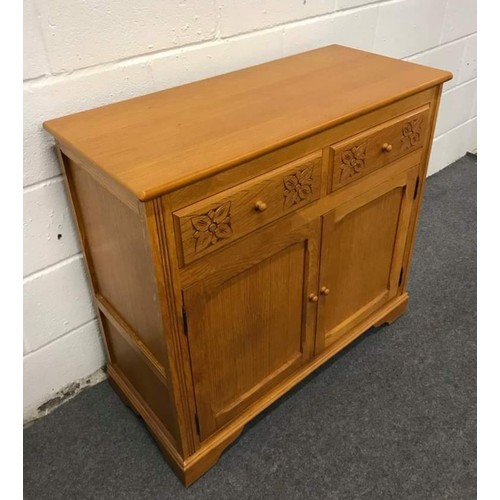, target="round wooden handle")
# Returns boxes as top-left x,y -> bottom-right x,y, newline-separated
320,286 -> 330,296
255,201 -> 268,212
308,293 -> 319,303
382,143 -> 393,152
